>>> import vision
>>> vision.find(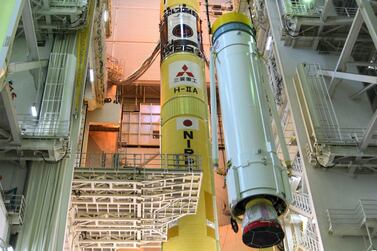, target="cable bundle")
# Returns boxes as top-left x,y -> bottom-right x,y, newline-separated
118,41 -> 161,85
